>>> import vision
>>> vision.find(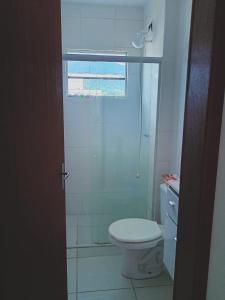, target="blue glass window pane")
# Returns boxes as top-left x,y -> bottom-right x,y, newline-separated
67,61 -> 126,97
